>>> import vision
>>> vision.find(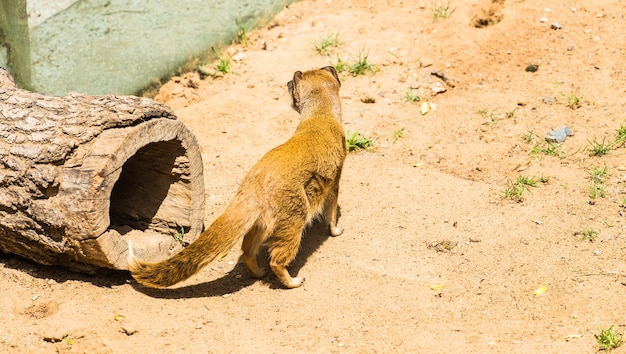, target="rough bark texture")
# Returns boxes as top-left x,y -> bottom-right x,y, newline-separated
0,68 -> 205,272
